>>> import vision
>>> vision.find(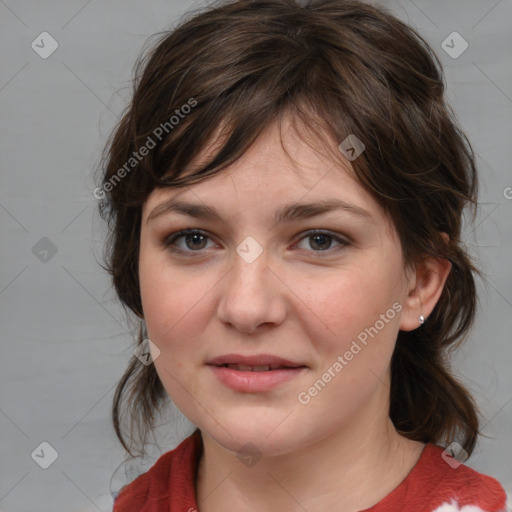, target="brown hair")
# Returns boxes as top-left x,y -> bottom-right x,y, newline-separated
97,0 -> 481,459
